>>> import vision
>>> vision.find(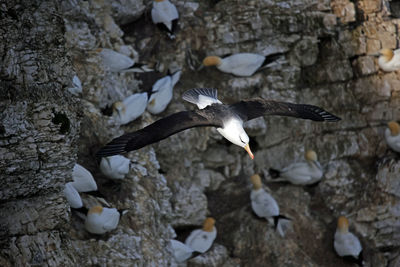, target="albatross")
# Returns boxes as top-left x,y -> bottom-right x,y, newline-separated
96,88 -> 341,159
